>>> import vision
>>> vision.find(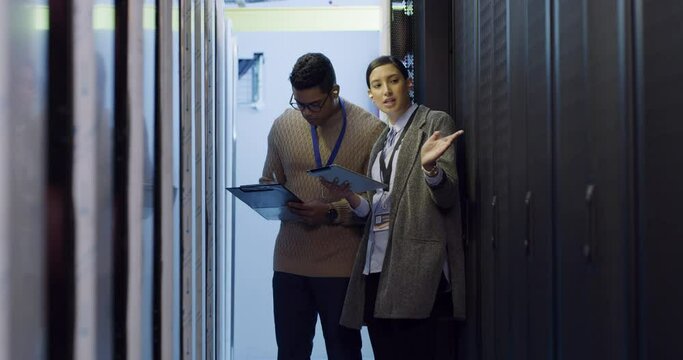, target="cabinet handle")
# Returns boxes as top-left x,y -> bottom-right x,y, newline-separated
524,191 -> 533,255
491,195 -> 498,250
464,198 -> 471,250
584,184 -> 596,262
